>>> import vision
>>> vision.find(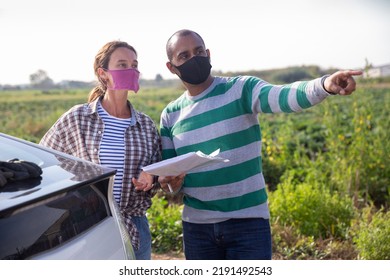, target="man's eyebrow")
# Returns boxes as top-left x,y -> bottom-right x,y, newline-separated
177,50 -> 190,57
177,46 -> 204,57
